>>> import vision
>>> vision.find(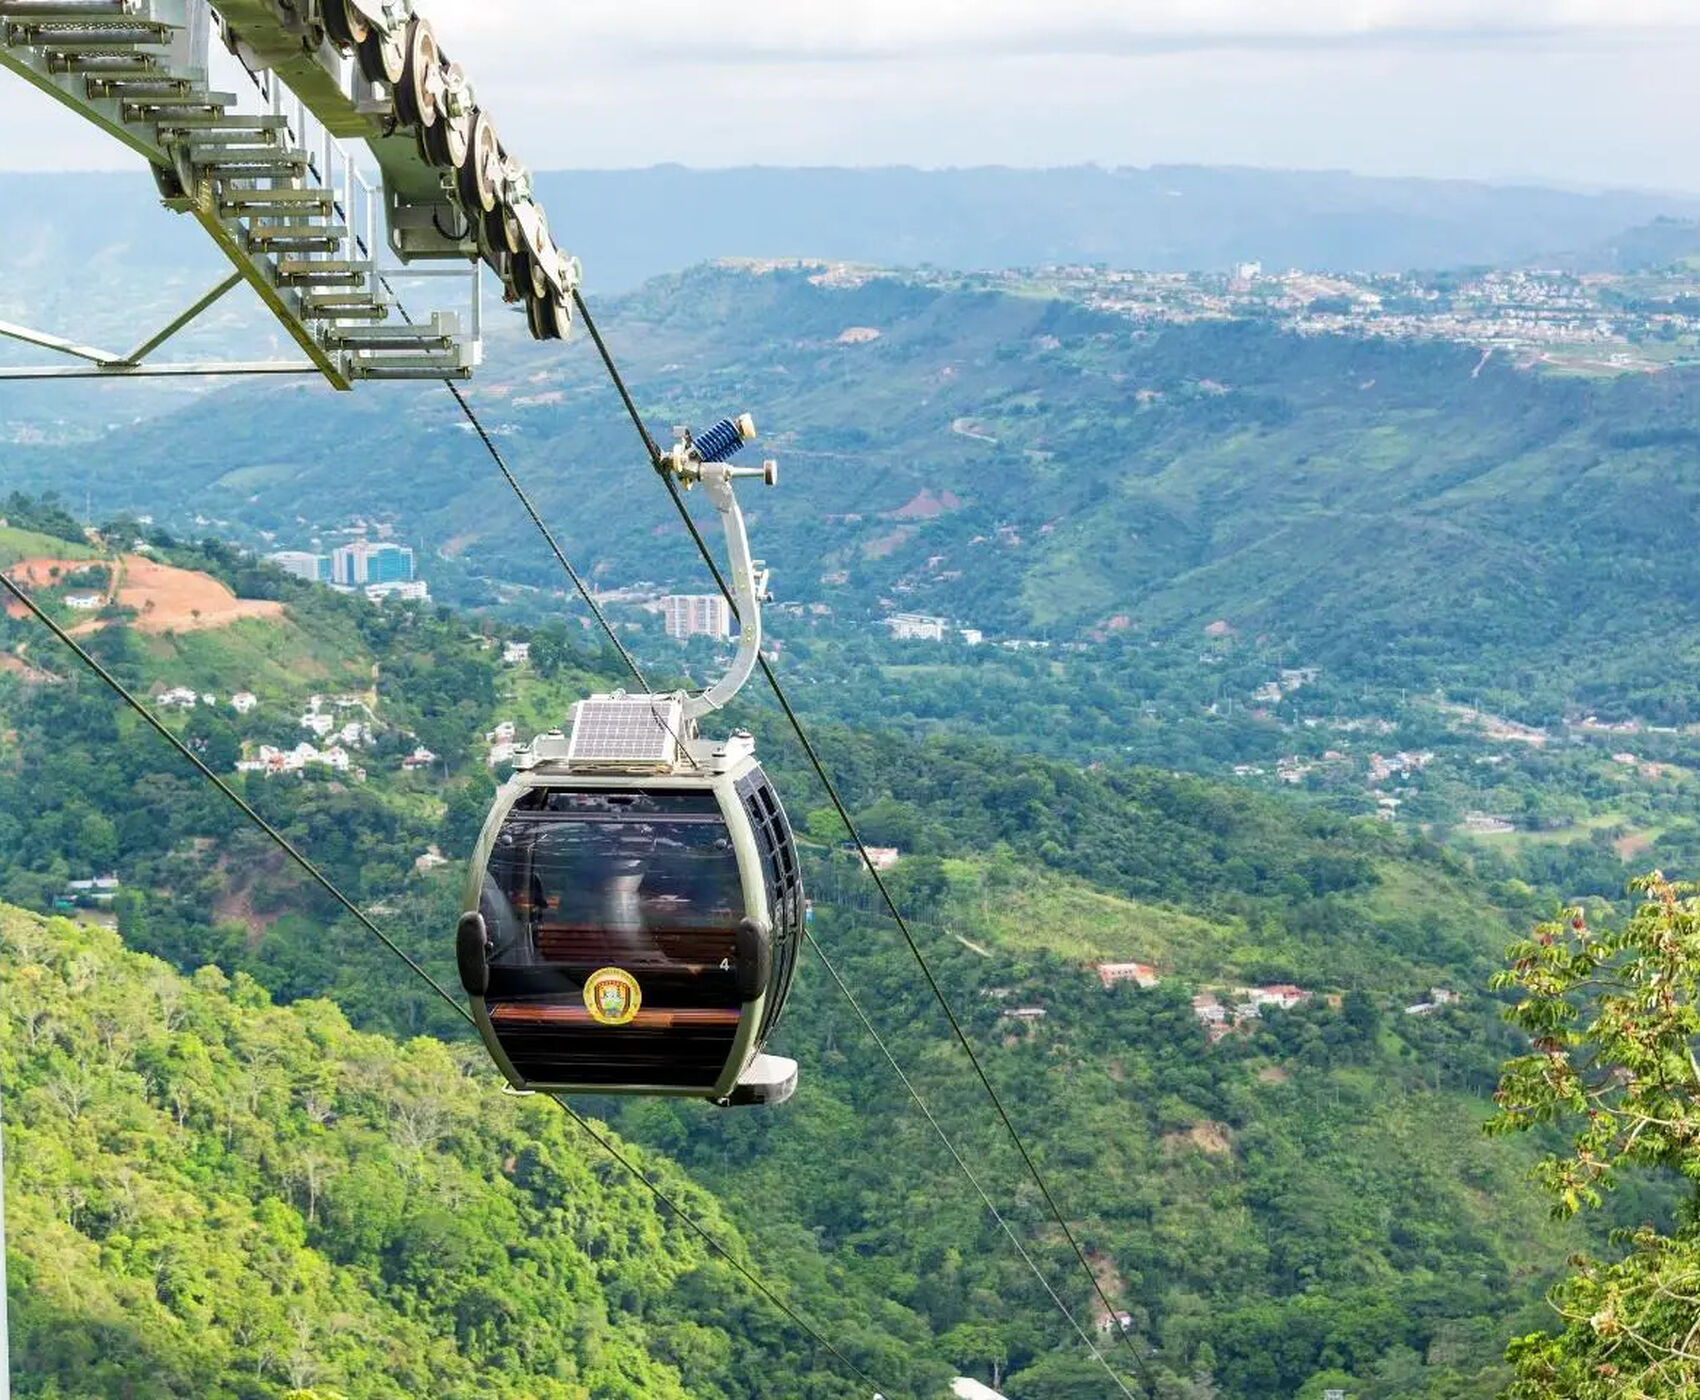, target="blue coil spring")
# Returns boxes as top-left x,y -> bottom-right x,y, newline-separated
693,418 -> 747,464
